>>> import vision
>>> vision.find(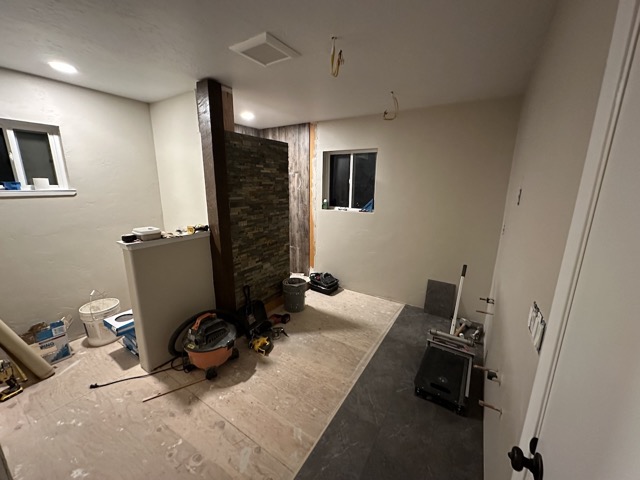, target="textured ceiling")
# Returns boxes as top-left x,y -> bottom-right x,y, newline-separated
0,0 -> 558,128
